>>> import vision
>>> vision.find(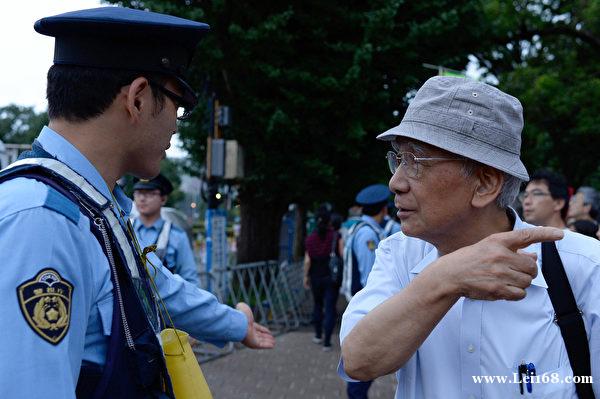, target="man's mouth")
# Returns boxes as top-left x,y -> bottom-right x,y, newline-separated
396,206 -> 415,218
